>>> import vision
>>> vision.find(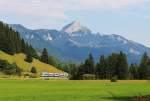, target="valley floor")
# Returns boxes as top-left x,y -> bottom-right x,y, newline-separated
0,80 -> 149,101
